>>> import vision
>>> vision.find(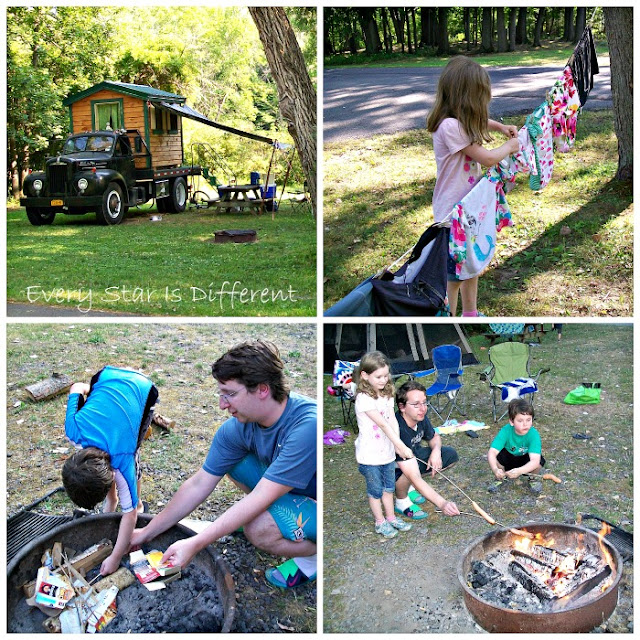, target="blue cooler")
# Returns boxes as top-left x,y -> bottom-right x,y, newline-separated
260,184 -> 278,211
